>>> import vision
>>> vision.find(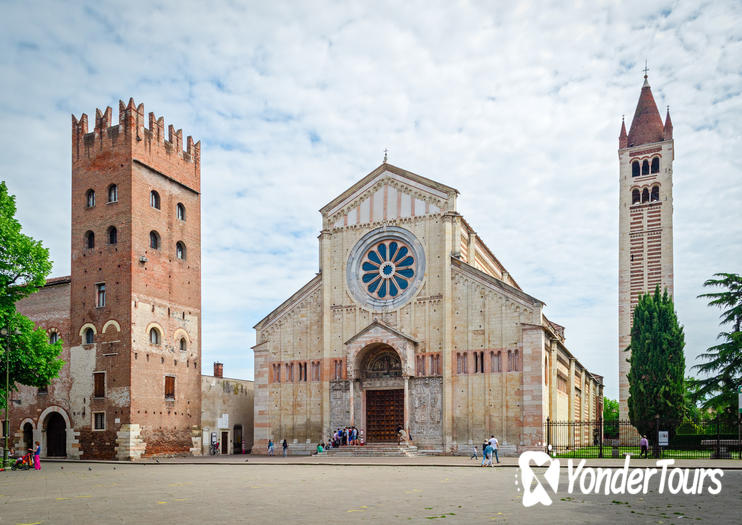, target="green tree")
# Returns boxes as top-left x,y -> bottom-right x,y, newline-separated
0,181 -> 64,406
692,273 -> 742,426
603,397 -> 619,422
626,286 -> 686,437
